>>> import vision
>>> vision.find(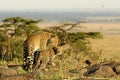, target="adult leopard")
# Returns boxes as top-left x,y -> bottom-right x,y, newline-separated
23,31 -> 59,71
